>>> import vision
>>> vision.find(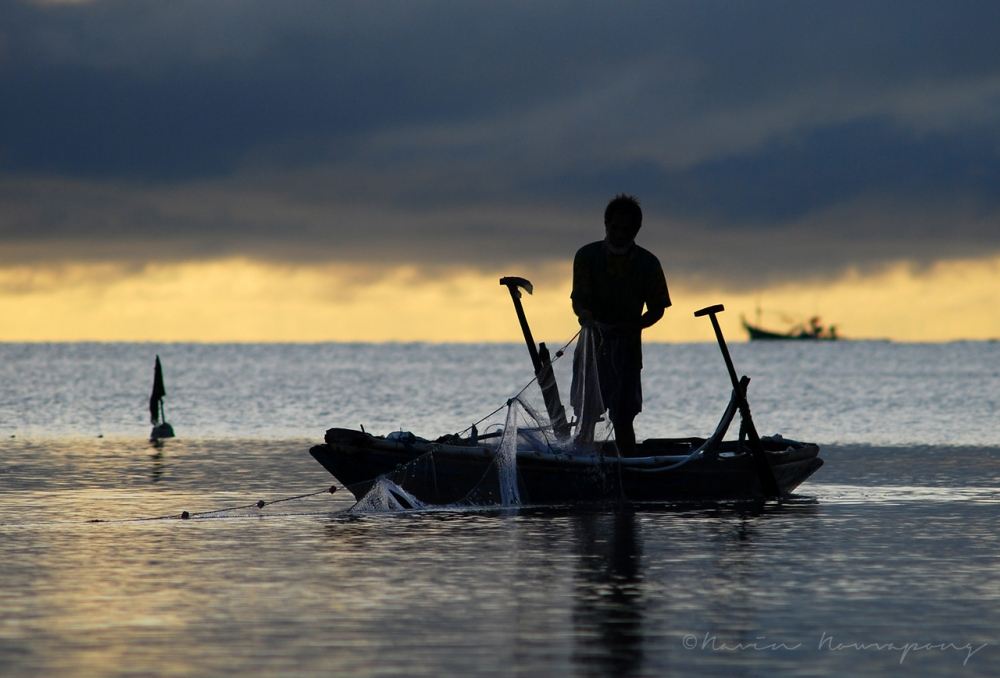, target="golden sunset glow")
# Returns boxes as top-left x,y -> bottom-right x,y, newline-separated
2,255 -> 997,342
